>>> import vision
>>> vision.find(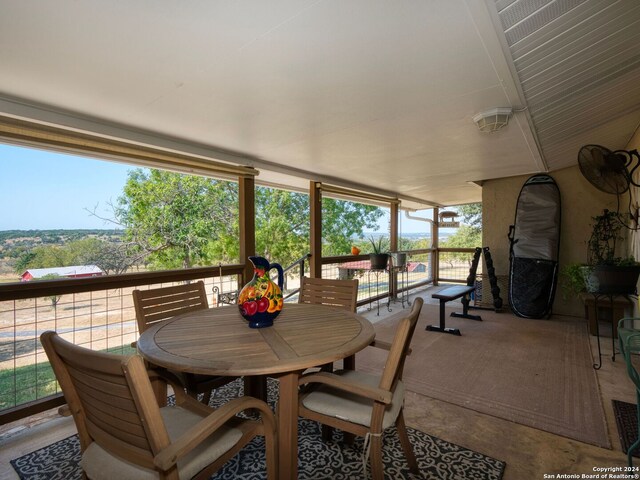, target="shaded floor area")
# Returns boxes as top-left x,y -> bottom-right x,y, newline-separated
0,286 -> 635,479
